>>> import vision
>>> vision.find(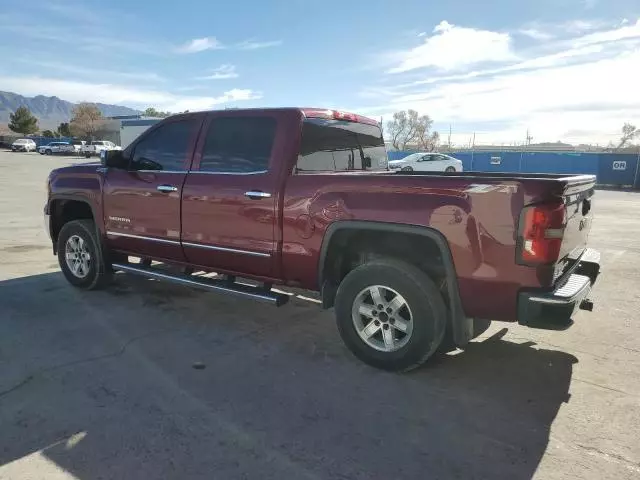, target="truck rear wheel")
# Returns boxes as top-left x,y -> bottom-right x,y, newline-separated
57,219 -> 111,290
334,258 -> 447,372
